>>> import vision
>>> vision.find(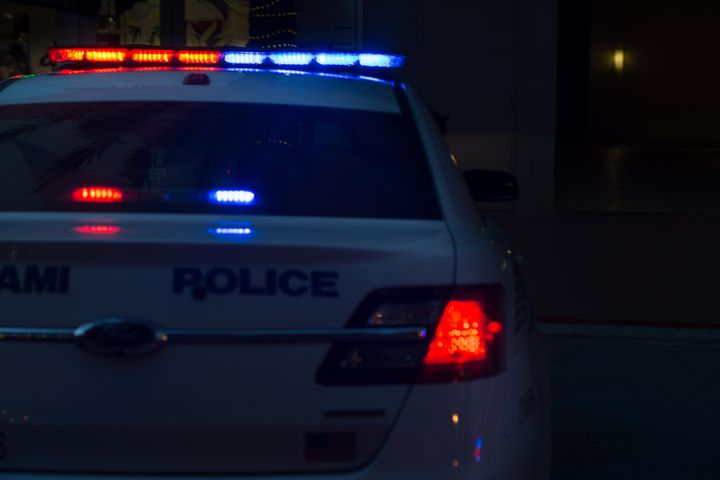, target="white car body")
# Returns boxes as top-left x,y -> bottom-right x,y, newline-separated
0,66 -> 551,479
